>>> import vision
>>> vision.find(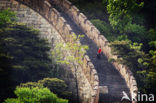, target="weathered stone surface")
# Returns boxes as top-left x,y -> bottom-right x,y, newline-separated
1,0 -> 138,102
99,86 -> 108,94
50,0 -> 138,102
